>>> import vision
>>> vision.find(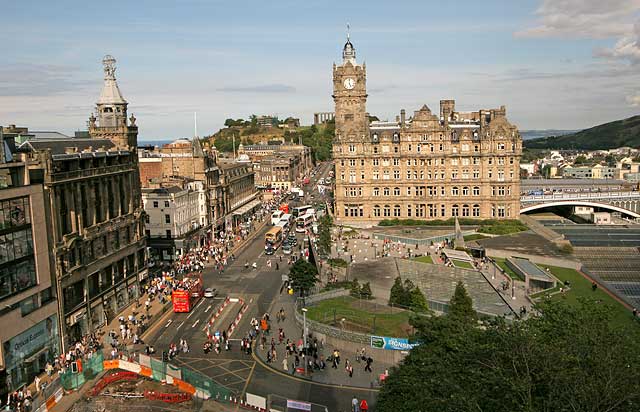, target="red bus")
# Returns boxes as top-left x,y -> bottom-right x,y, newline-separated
172,274 -> 203,313
279,203 -> 289,214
